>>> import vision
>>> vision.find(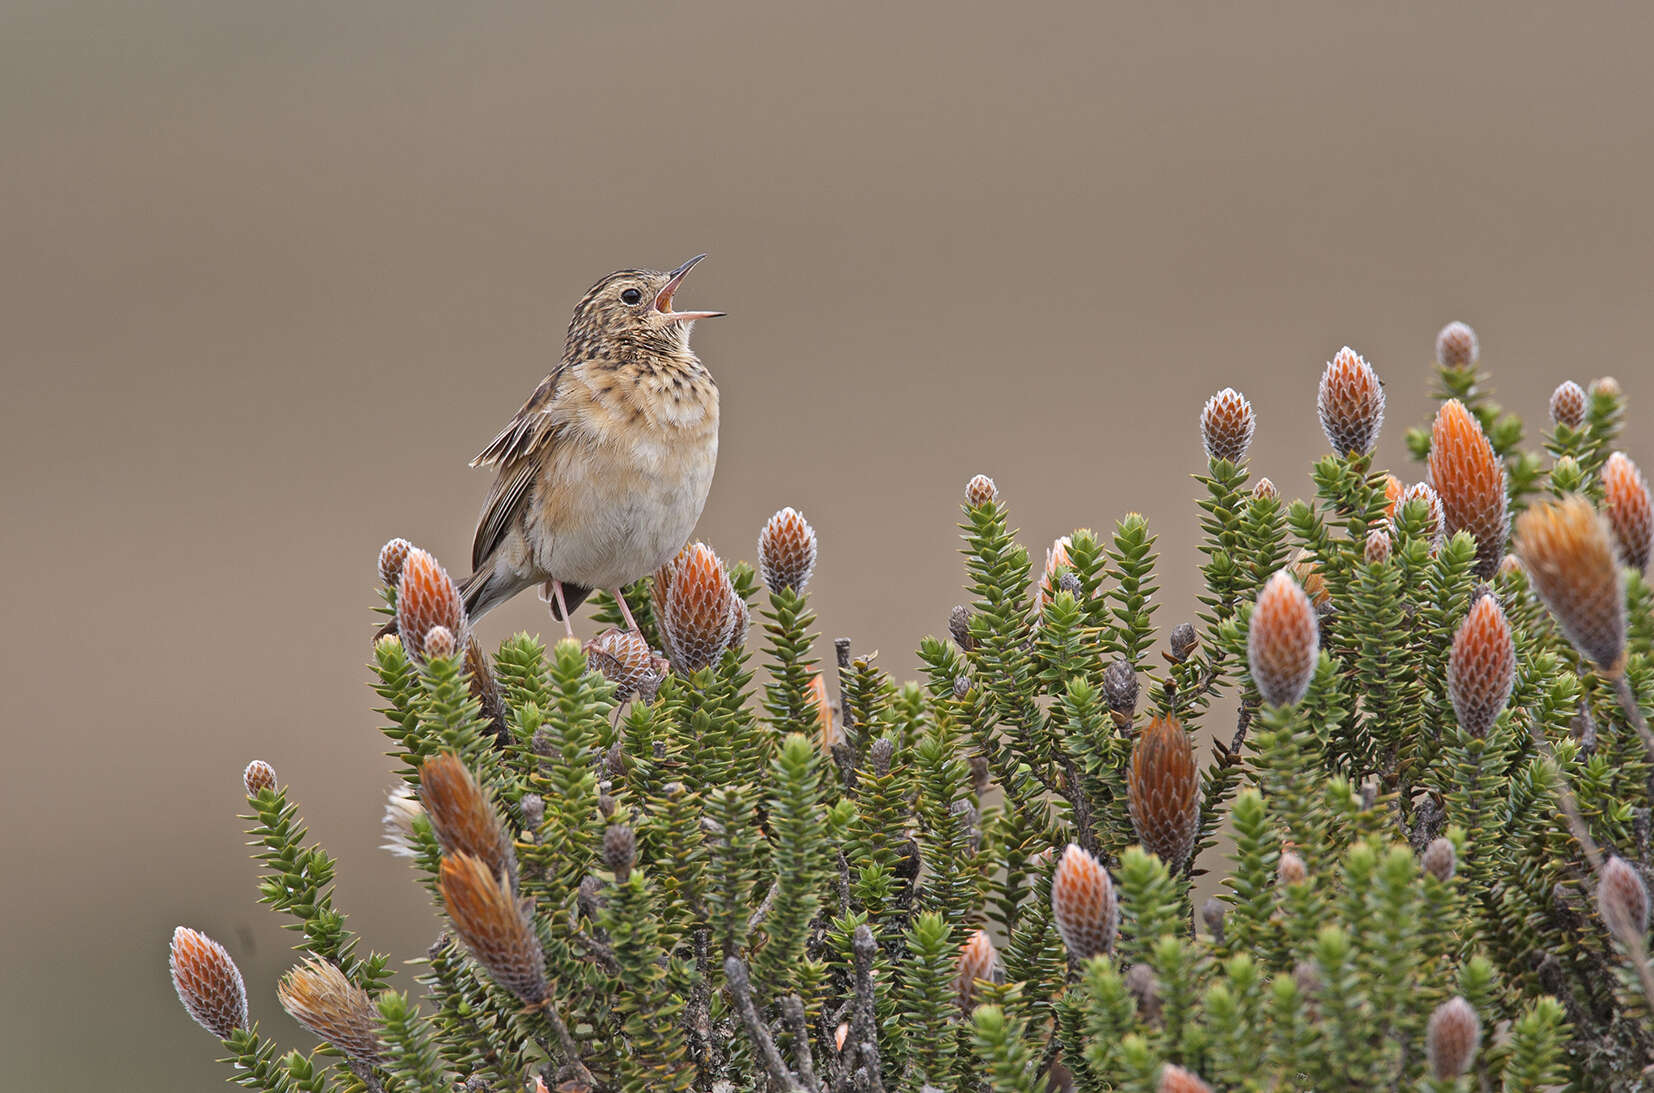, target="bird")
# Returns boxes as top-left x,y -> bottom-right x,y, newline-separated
458,255 -> 724,638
